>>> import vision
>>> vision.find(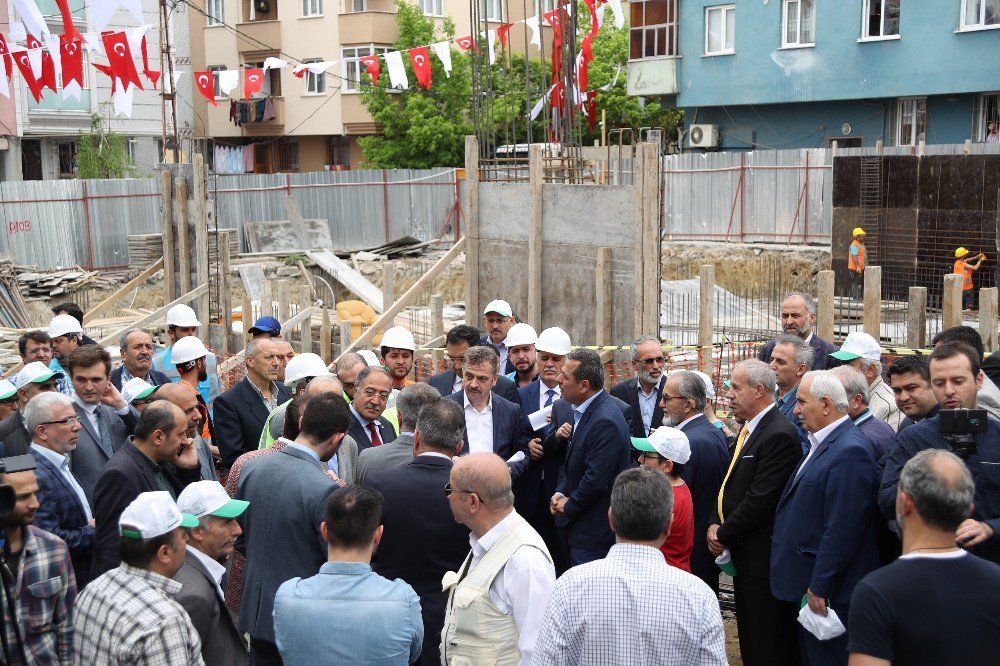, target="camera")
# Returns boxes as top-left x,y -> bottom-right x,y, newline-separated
939,409 -> 988,460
